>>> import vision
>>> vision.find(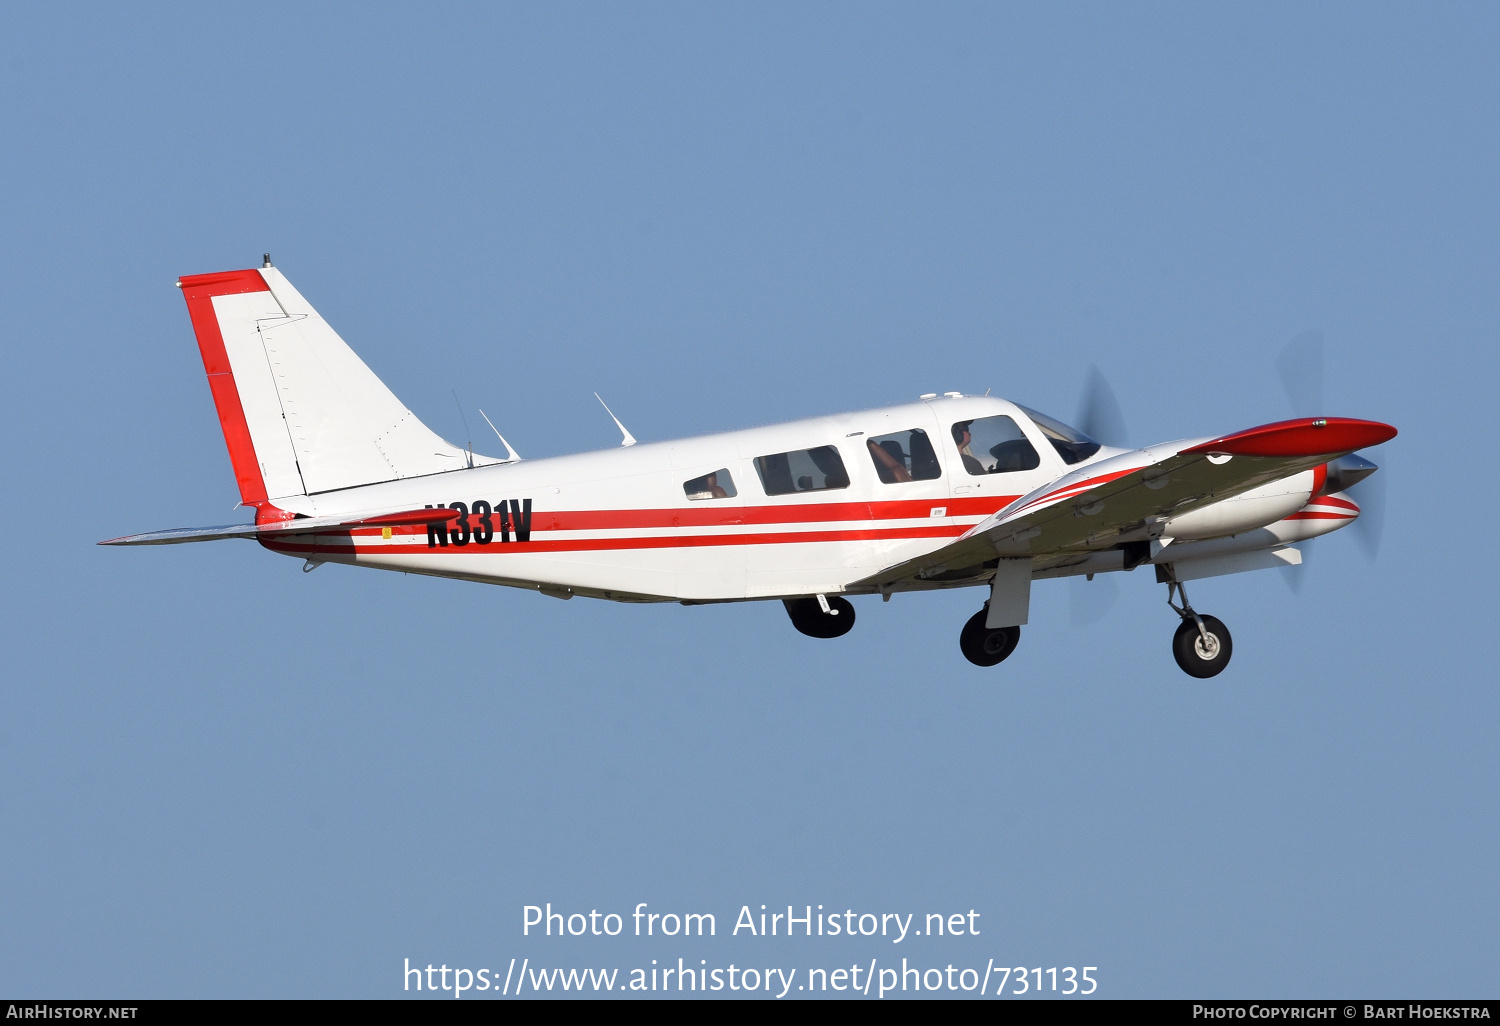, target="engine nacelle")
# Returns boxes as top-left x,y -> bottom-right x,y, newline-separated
1165,470 -> 1315,541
